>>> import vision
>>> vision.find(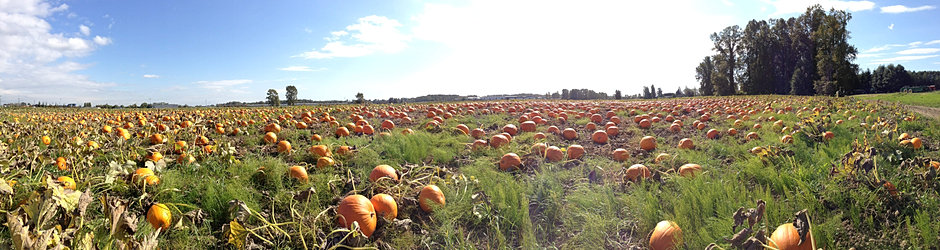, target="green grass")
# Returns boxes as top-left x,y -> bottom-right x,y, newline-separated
854,91 -> 940,108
